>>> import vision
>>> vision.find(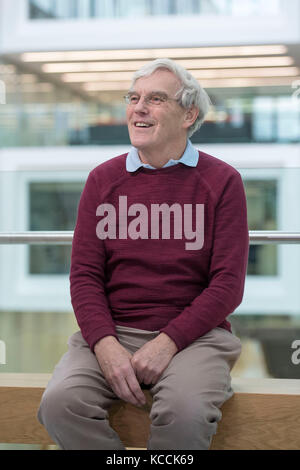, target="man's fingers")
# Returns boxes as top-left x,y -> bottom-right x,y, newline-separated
94,337 -> 146,406
118,379 -> 145,407
125,372 -> 146,406
132,356 -> 157,386
108,367 -> 146,407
